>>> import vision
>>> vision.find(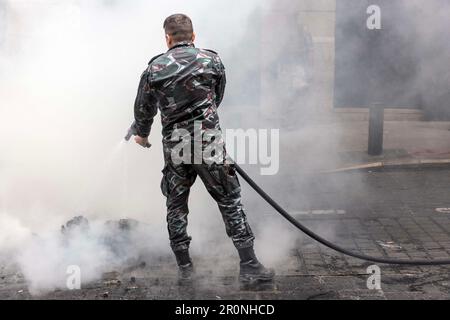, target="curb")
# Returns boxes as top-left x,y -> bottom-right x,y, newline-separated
322,159 -> 450,174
